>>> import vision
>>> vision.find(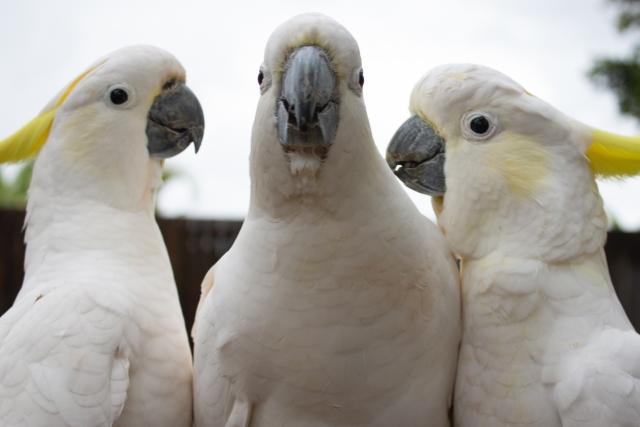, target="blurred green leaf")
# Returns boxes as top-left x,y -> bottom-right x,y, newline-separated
0,160 -> 180,211
611,0 -> 640,31
0,161 -> 33,210
590,54 -> 640,119
590,1 -> 640,120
